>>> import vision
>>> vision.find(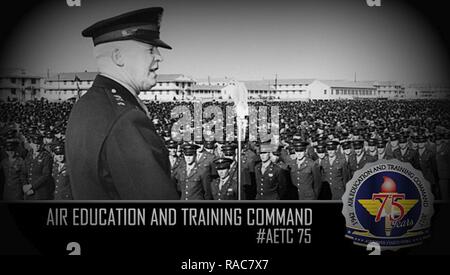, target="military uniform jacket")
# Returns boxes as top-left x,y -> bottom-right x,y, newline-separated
52,162 -> 73,200
196,151 -> 215,173
436,144 -> 450,179
289,157 -> 321,200
25,150 -> 54,200
65,75 -> 179,200
254,162 -> 285,200
2,155 -> 26,200
210,176 -> 239,200
393,148 -> 420,170
417,148 -> 438,186
169,156 -> 182,176
378,152 -> 394,161
173,161 -> 211,200
321,155 -> 349,192
349,153 -> 377,176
